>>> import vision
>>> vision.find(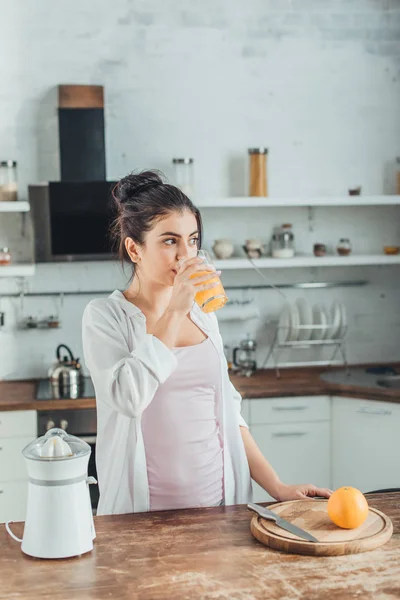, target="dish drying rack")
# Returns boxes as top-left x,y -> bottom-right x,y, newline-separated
263,322 -> 349,378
